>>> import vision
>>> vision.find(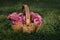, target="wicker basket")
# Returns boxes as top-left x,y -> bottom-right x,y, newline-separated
11,5 -> 40,33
